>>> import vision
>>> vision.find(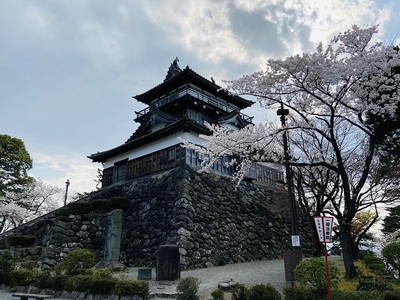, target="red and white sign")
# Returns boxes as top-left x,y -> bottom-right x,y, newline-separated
313,216 -> 334,243
313,216 -> 335,300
